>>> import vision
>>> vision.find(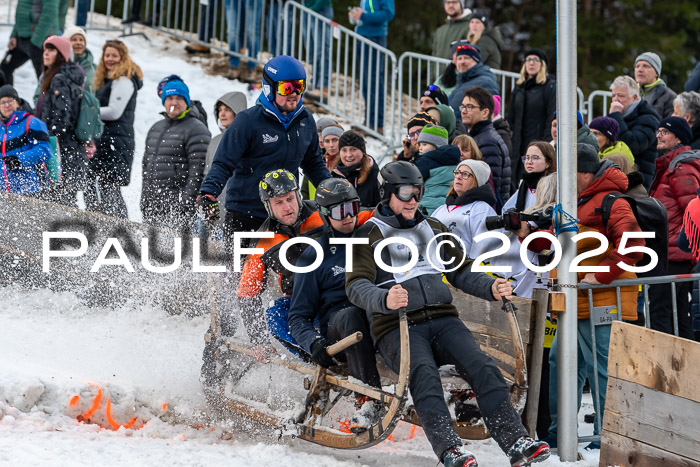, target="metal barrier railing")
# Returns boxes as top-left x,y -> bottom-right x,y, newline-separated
283,1 -> 397,148
585,90 -> 613,123
140,0 -> 282,67
395,51 -> 520,147
573,272 -> 700,445
395,51 -> 593,150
